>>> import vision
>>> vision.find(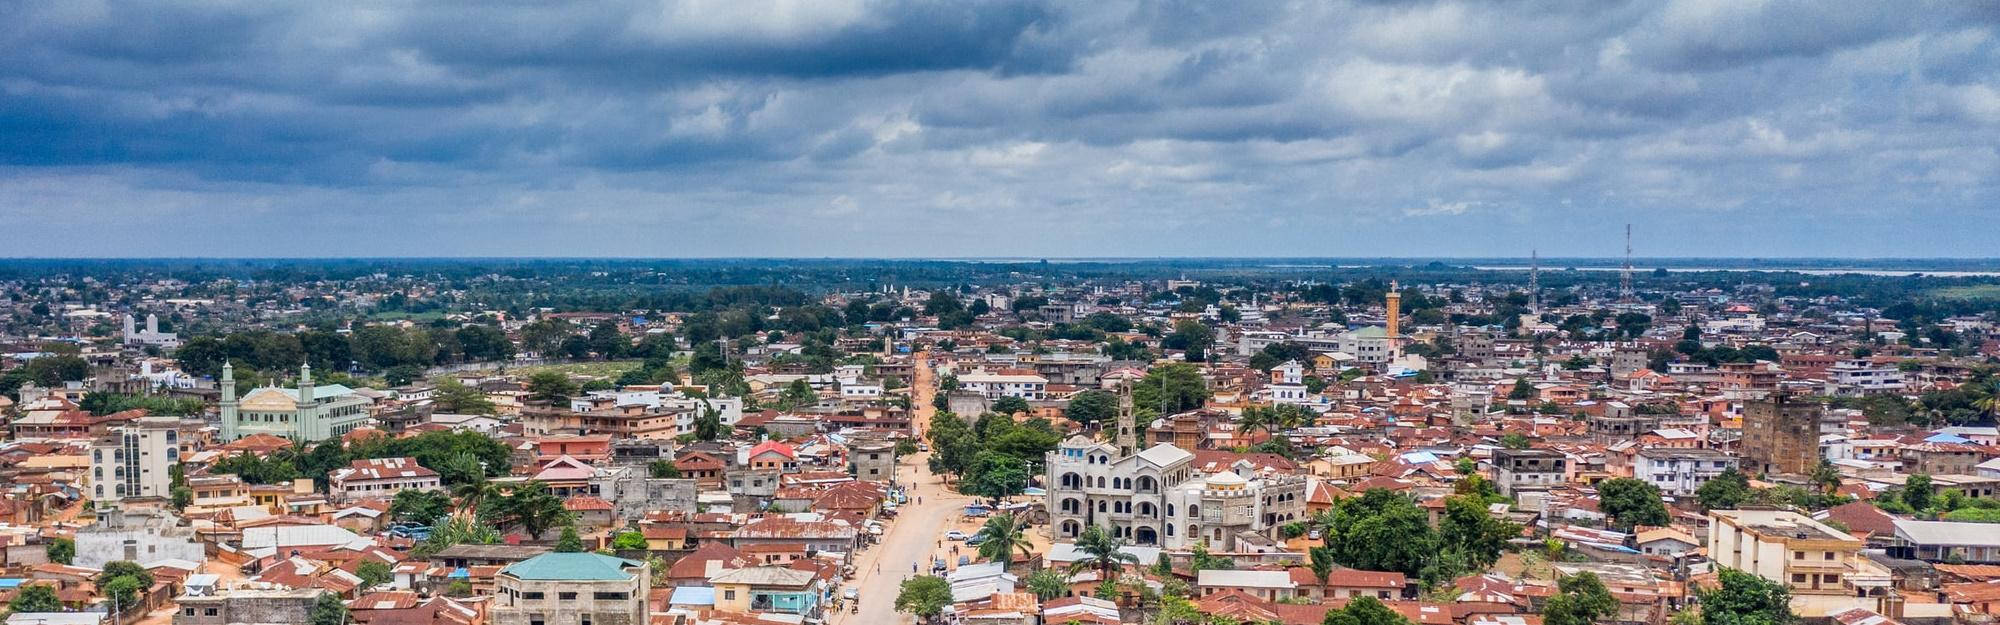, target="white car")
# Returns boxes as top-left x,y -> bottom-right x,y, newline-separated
945,530 -> 968,541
